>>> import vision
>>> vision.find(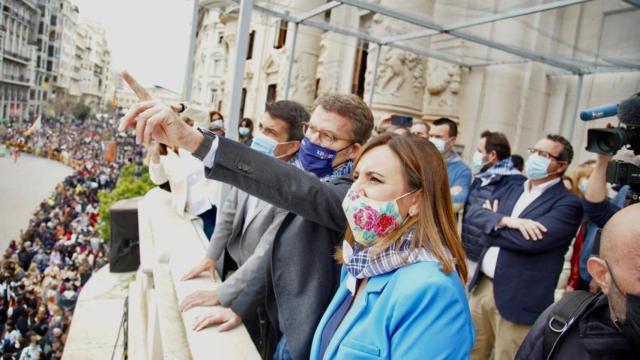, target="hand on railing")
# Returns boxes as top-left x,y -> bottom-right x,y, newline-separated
192,308 -> 242,332
181,258 -> 217,282
179,290 -> 220,312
